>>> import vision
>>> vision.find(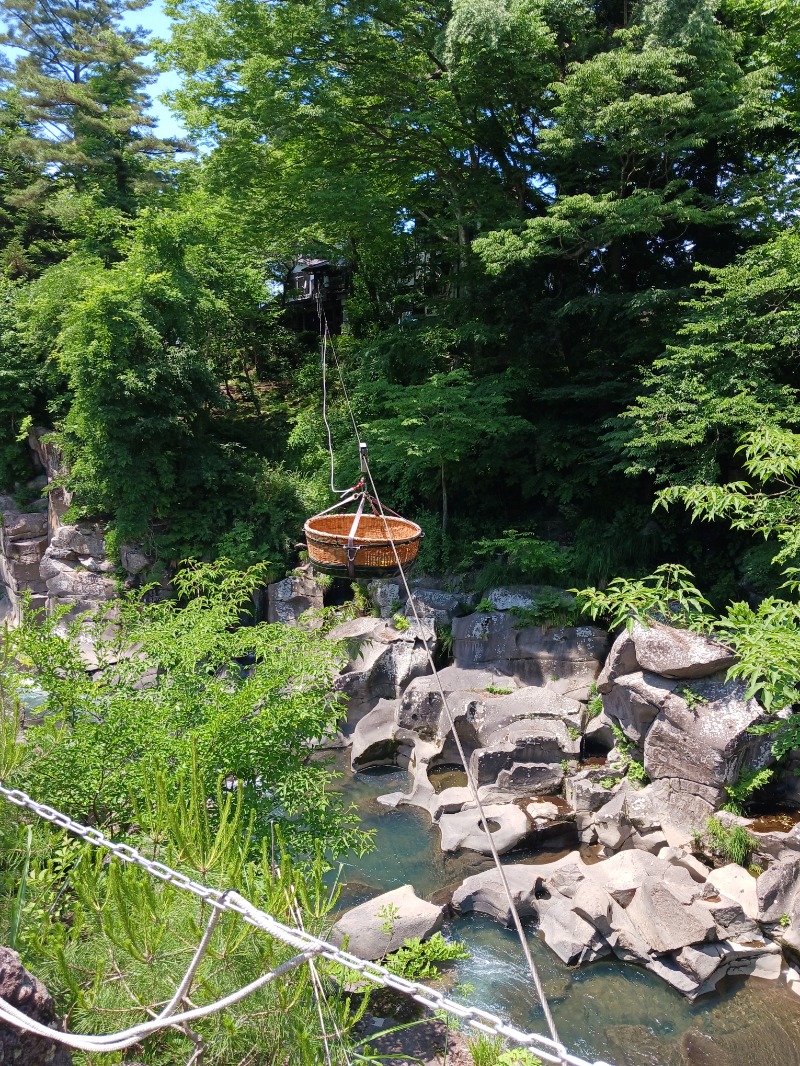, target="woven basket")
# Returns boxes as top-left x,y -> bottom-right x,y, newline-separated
303,512 -> 423,577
